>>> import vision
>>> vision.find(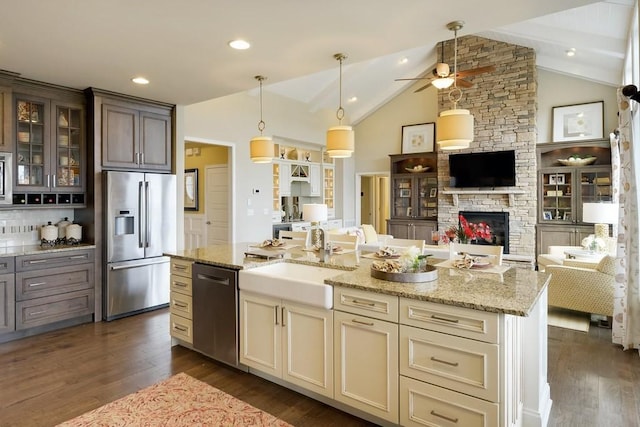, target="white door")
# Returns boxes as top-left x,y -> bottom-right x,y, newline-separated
205,165 -> 229,245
